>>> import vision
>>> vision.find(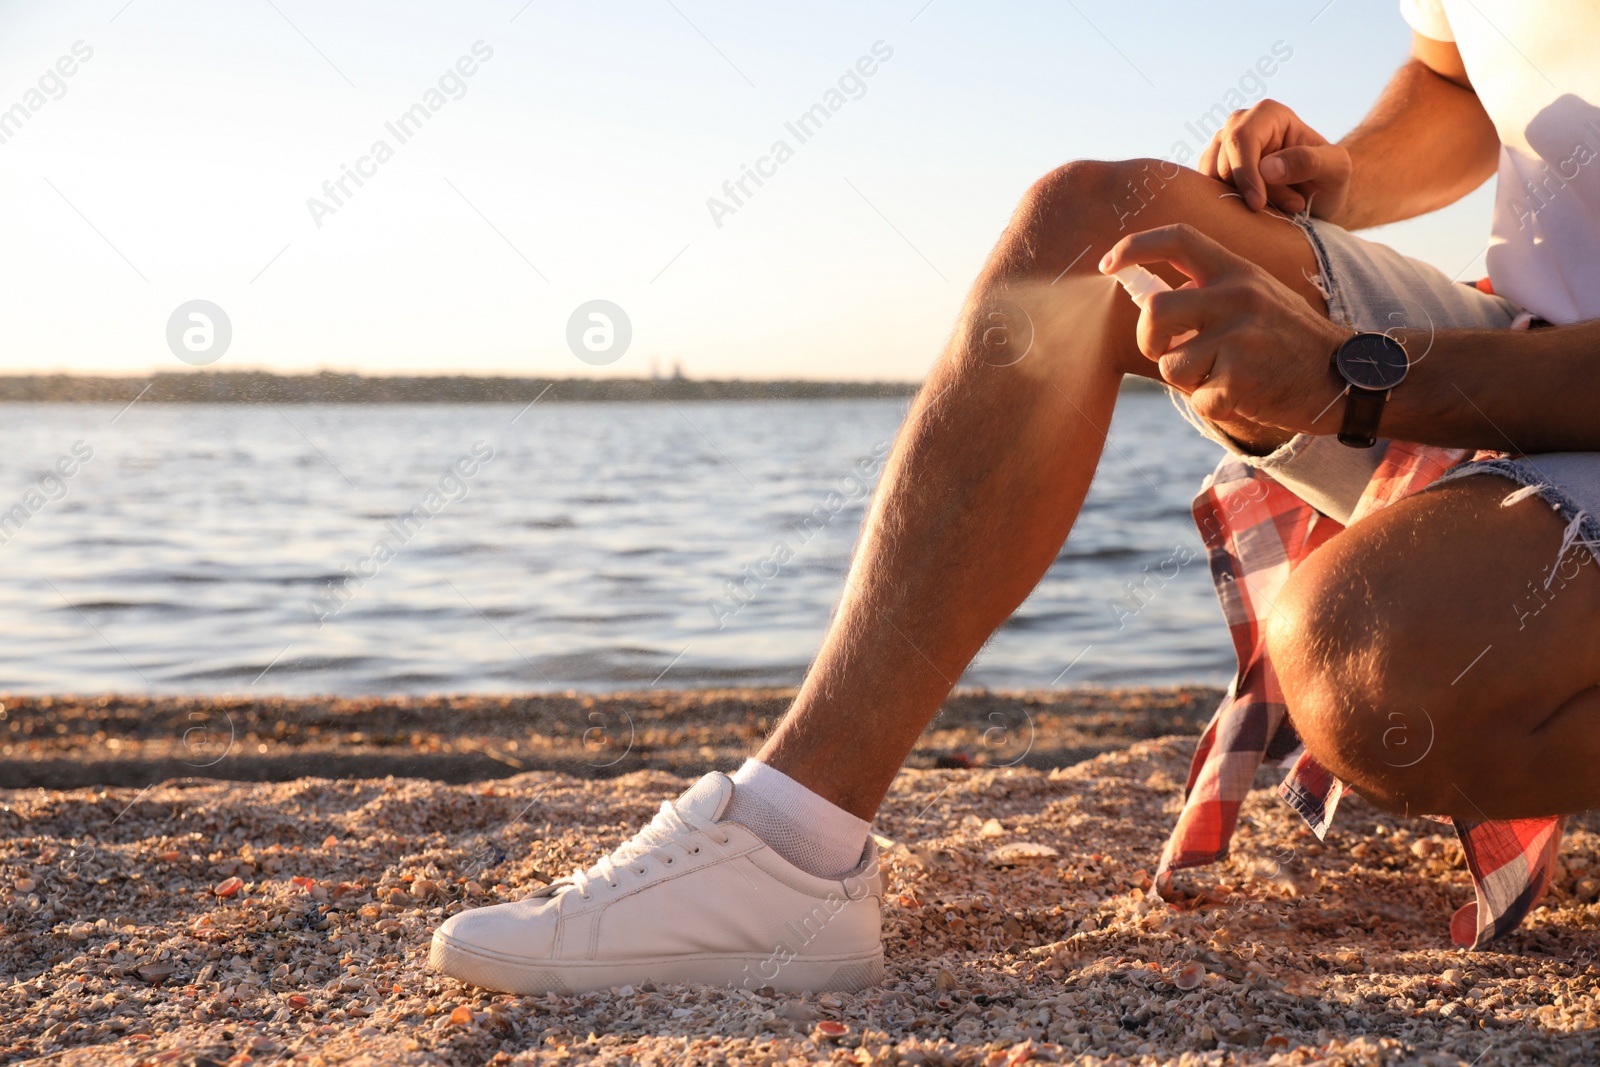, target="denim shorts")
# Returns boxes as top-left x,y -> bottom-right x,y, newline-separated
1183,214 -> 1600,554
